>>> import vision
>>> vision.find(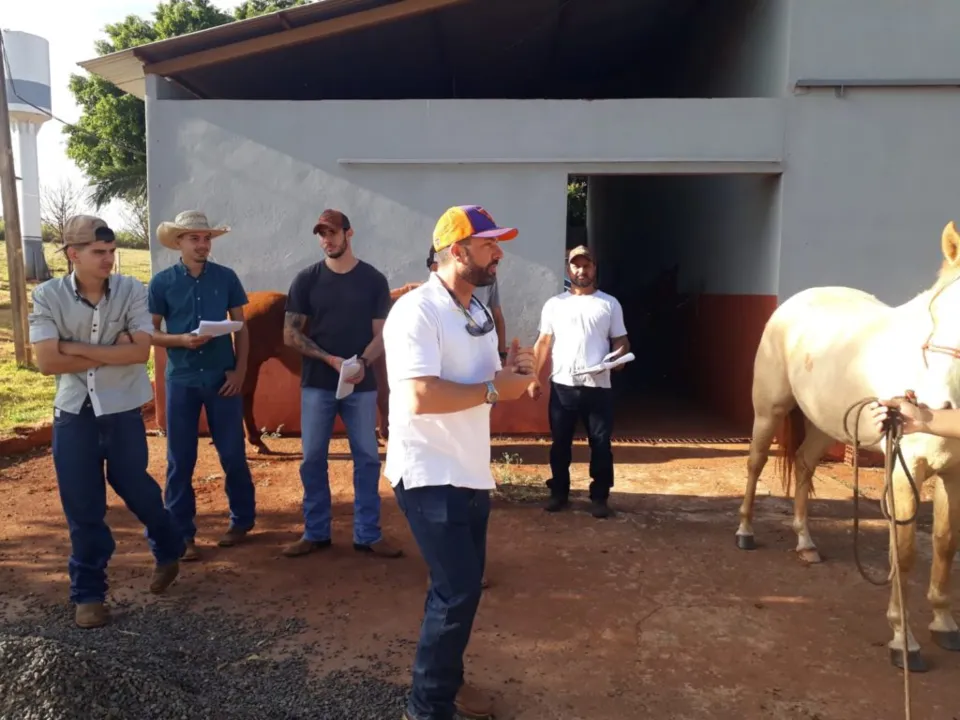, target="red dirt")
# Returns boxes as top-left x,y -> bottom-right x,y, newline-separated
2,435 -> 959,720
